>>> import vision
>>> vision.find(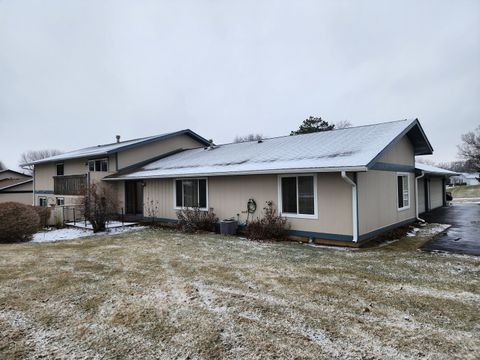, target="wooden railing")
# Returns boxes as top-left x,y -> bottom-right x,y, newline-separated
54,175 -> 87,195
